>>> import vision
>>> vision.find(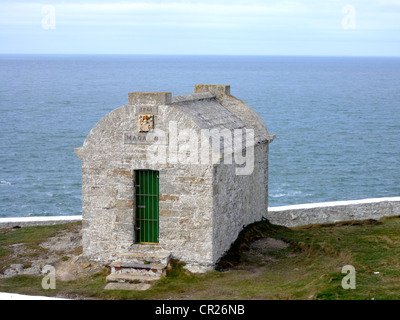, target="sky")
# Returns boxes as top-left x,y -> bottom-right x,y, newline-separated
0,0 -> 399,56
